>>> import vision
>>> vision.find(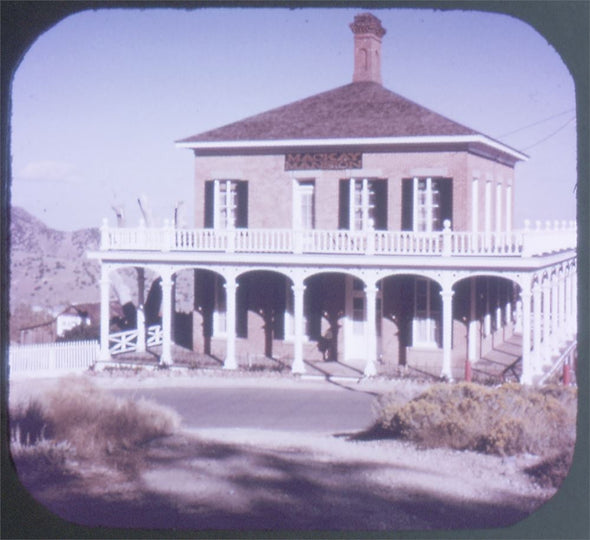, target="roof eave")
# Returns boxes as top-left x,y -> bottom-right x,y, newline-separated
176,134 -> 528,163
